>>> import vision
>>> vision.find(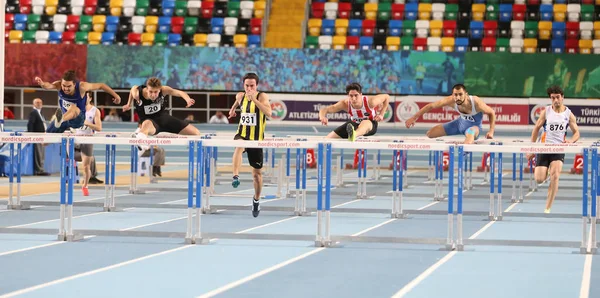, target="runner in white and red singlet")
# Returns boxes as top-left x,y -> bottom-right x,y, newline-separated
318,83 -> 390,141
